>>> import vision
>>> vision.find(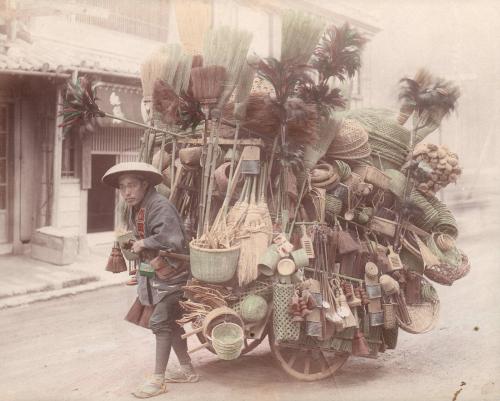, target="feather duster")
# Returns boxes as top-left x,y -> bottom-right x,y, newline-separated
312,23 -> 368,82
250,56 -> 314,106
297,82 -> 345,116
223,93 -> 319,145
59,76 -> 104,133
398,73 -> 460,128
